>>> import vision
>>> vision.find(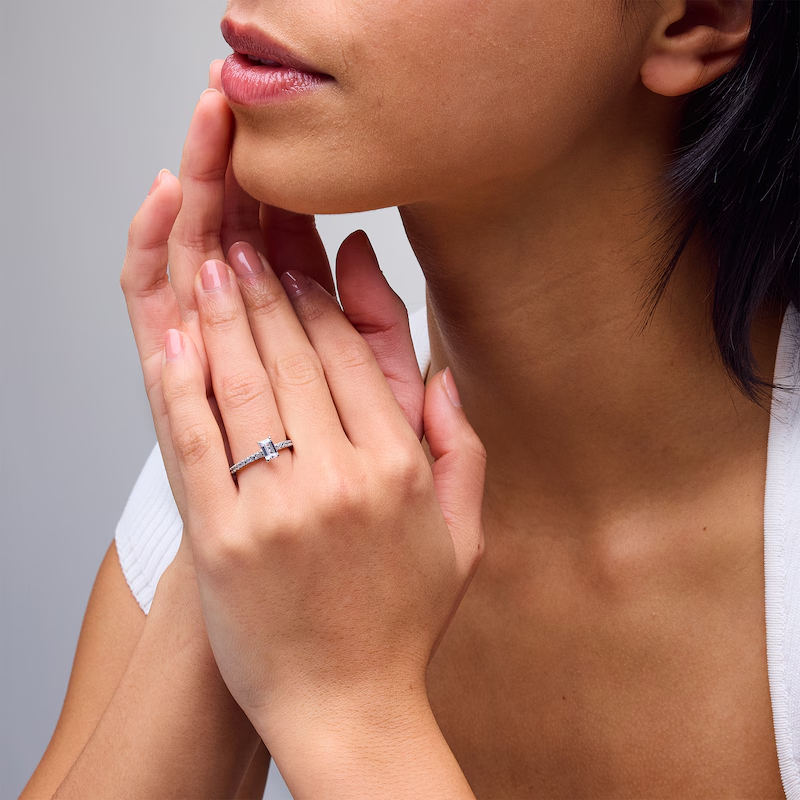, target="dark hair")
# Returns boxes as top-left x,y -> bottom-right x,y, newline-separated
621,0 -> 799,409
